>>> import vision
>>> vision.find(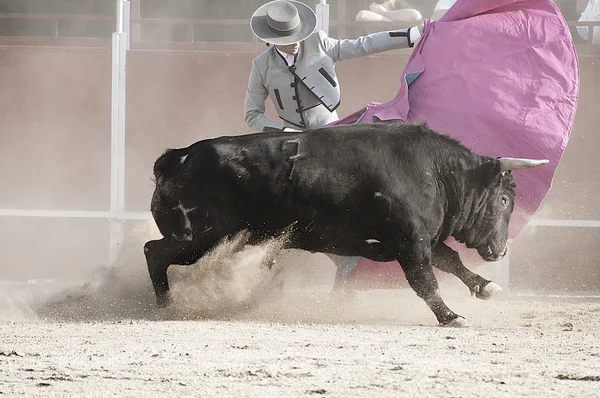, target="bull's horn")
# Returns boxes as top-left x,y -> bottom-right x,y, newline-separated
498,158 -> 549,172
